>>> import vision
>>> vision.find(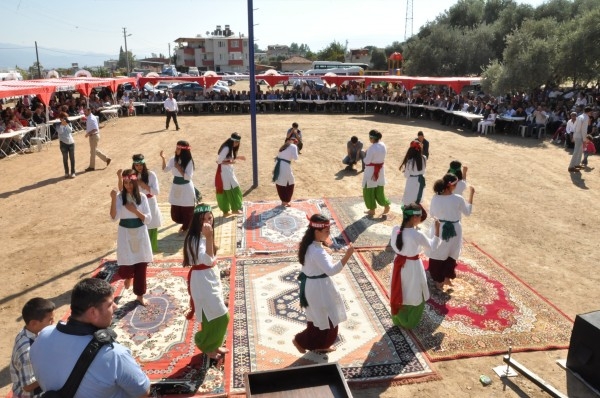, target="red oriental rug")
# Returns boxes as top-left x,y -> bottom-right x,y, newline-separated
226,254 -> 439,395
94,259 -> 233,397
358,242 -> 573,362
236,199 -> 346,255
